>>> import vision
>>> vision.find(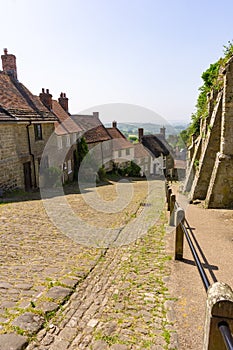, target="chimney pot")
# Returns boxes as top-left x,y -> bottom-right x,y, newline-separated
39,88 -> 52,110
1,48 -> 17,79
58,92 -> 69,113
112,120 -> 117,128
138,128 -> 144,142
160,127 -> 166,138
93,112 -> 99,118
